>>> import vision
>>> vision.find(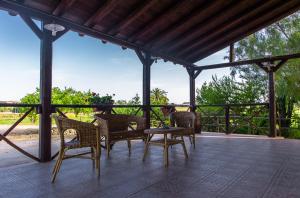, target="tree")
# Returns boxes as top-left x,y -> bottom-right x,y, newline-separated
196,75 -> 238,104
232,12 -> 300,136
115,94 -> 142,115
20,88 -> 40,123
20,87 -> 93,121
150,88 -> 169,105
